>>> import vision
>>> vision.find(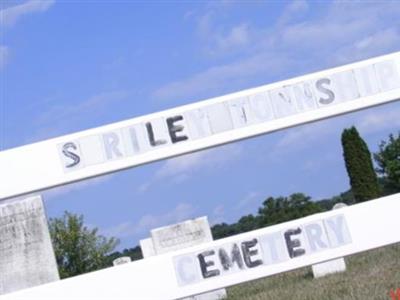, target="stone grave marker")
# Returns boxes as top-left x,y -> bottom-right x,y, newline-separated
150,216 -> 214,255
139,238 -> 156,258
141,216 -> 226,300
0,195 -> 59,295
113,256 -> 132,266
312,202 -> 348,278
